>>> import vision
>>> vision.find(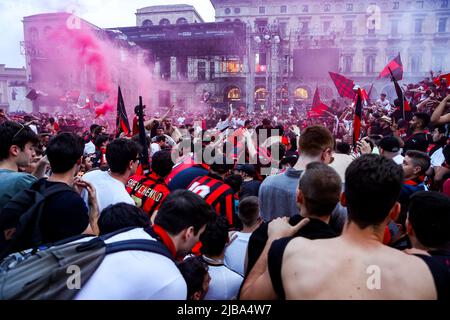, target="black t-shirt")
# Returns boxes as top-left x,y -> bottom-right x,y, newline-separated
34,179 -> 90,244
244,216 -> 337,279
414,250 -> 450,301
403,132 -> 429,154
239,180 -> 261,200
